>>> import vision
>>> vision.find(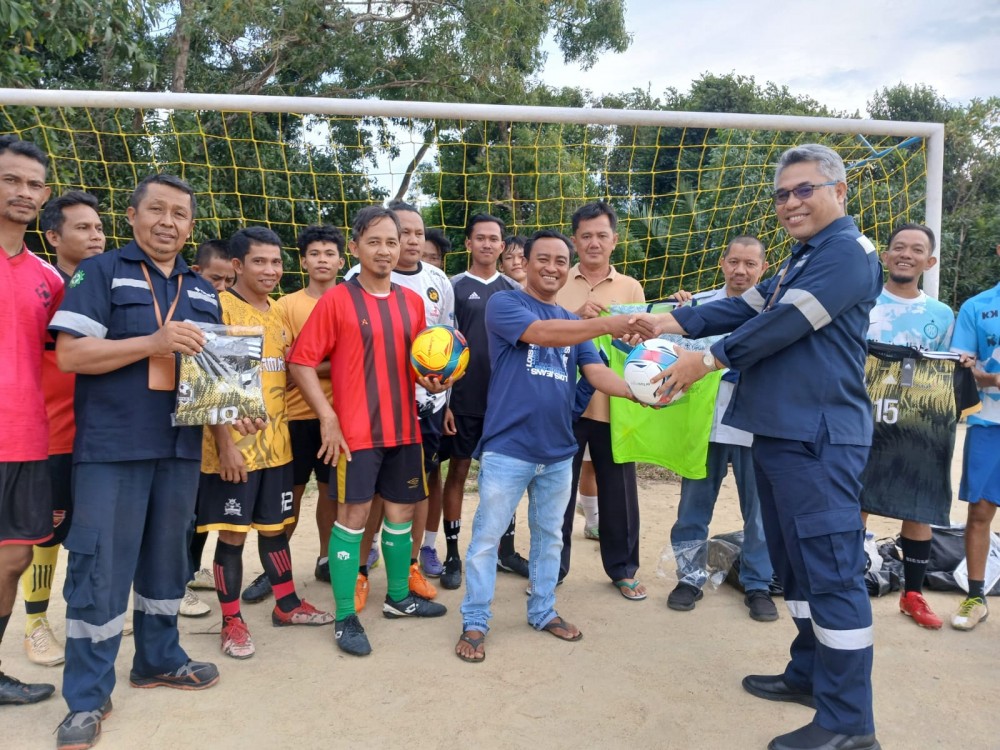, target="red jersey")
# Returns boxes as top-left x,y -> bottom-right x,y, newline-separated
0,247 -> 65,461
41,267 -> 75,455
288,278 -> 425,451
